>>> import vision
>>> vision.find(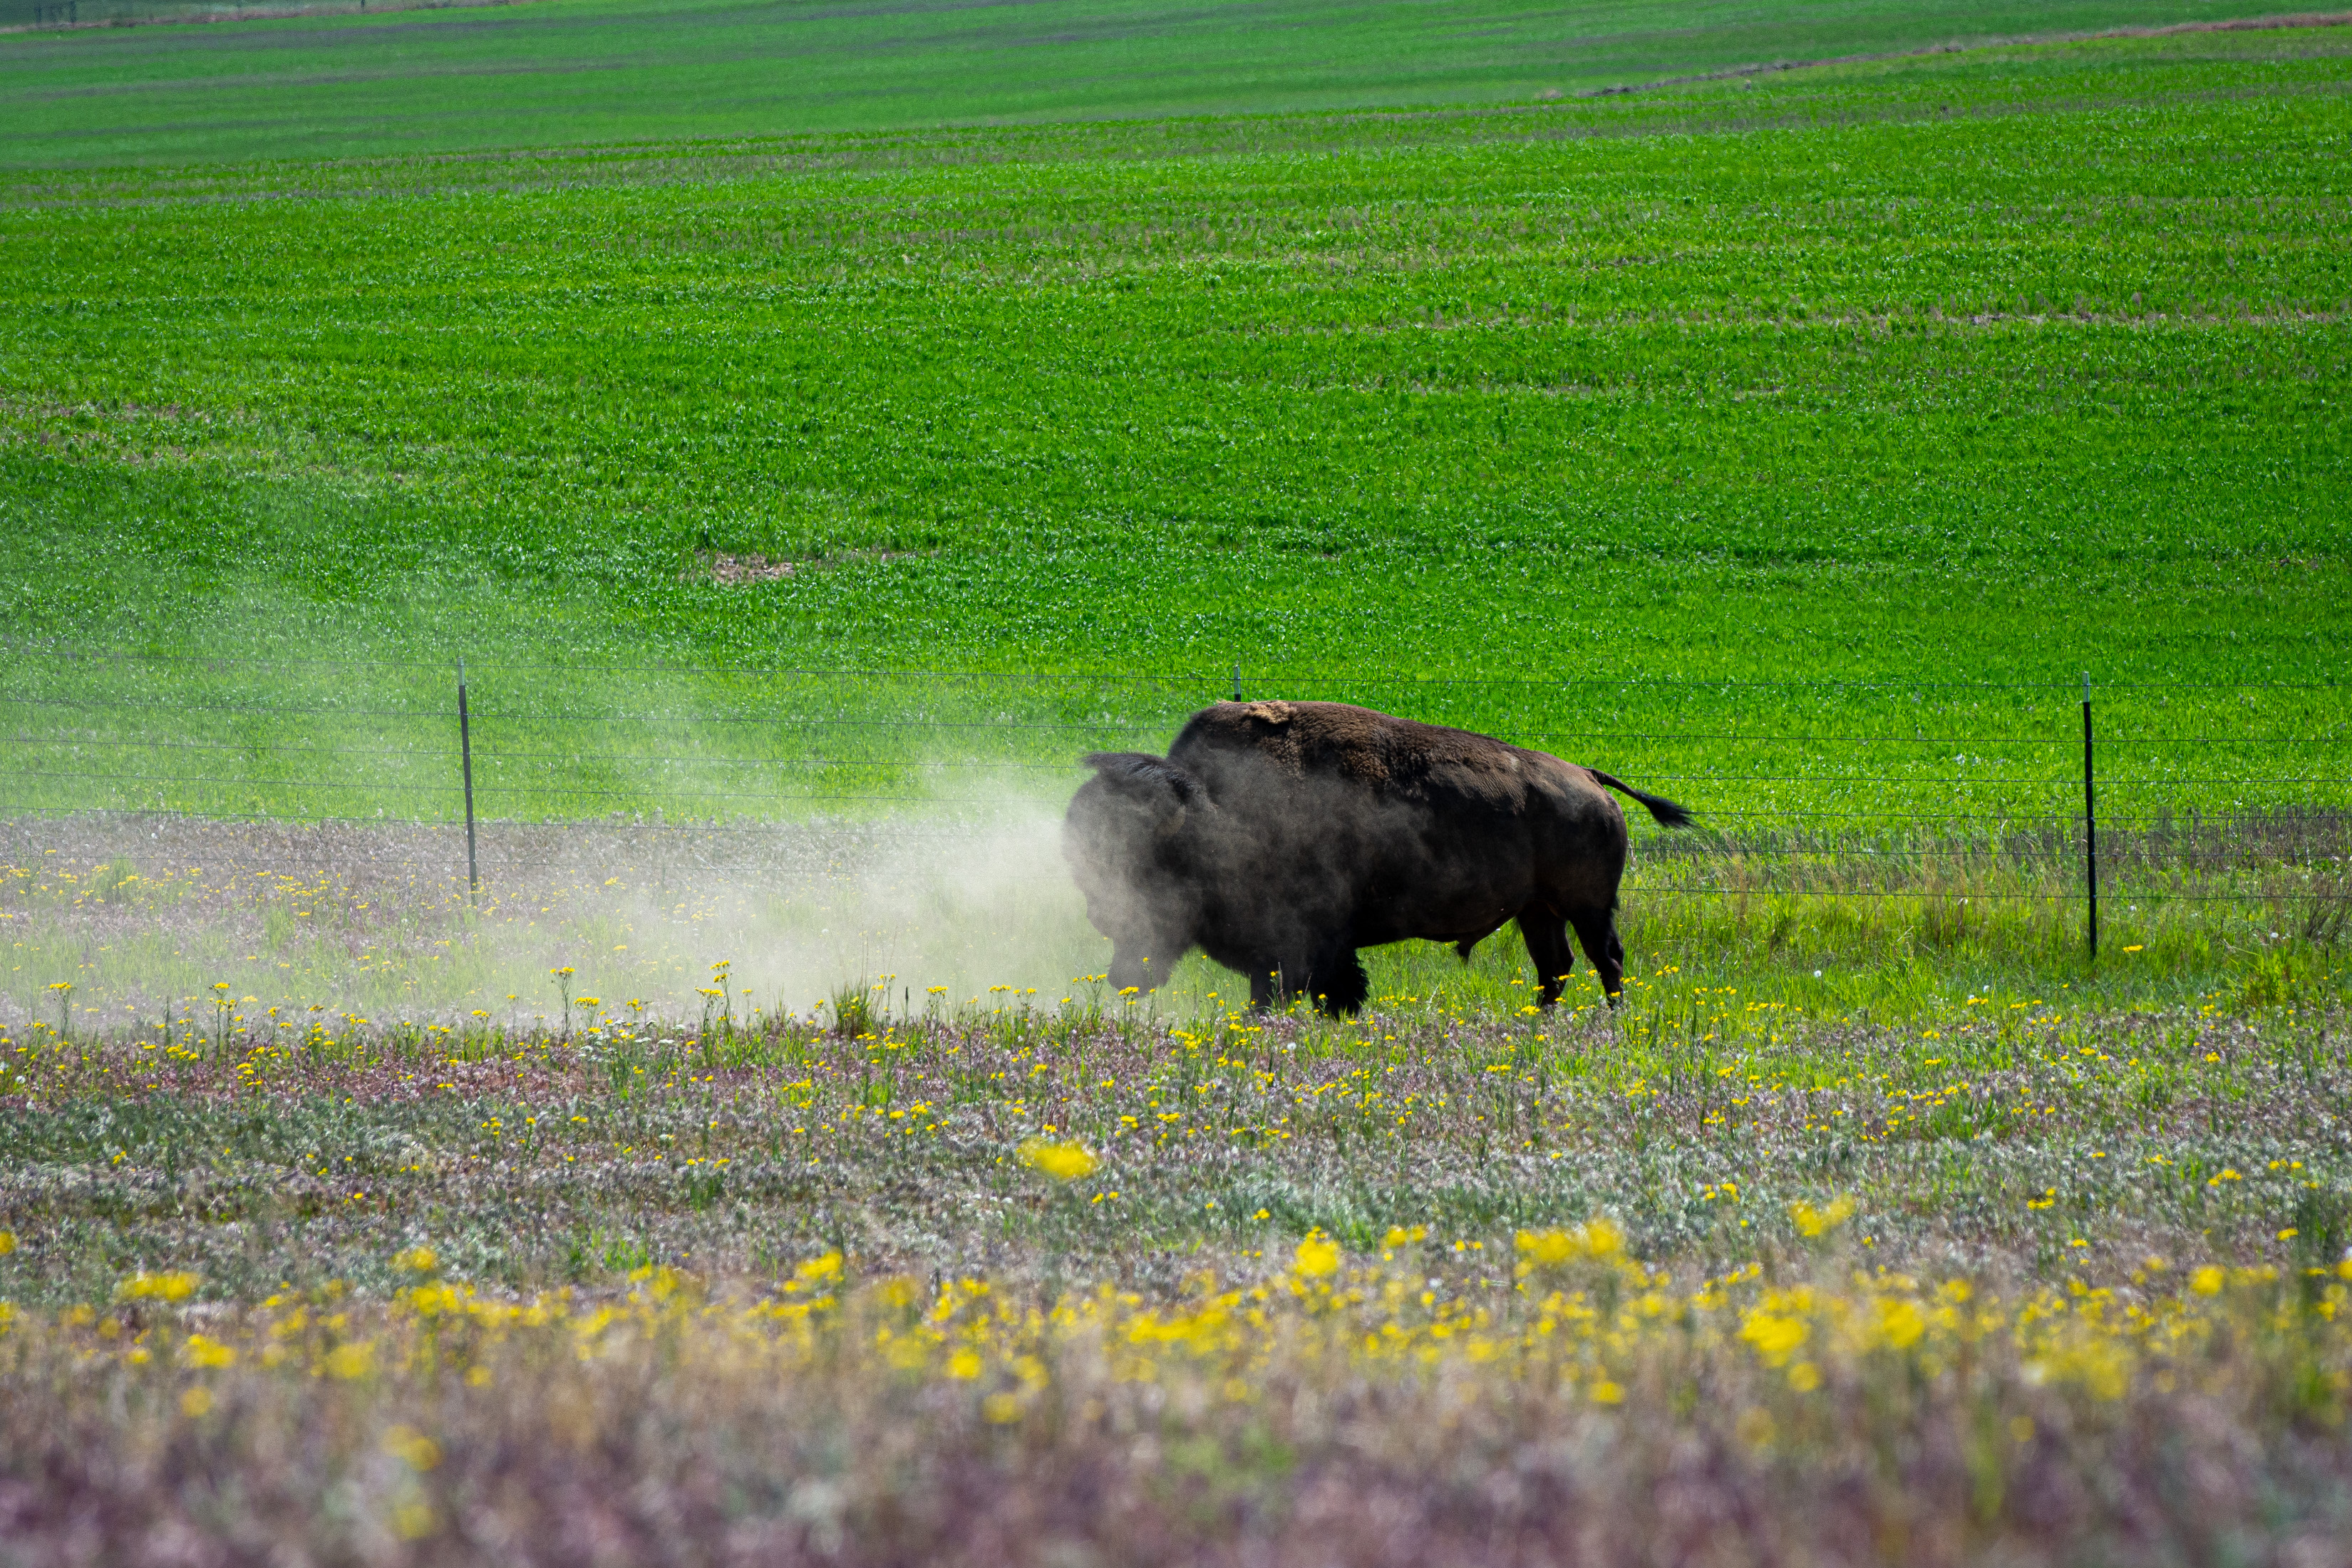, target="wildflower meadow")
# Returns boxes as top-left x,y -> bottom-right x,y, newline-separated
4,882 -> 2347,1561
